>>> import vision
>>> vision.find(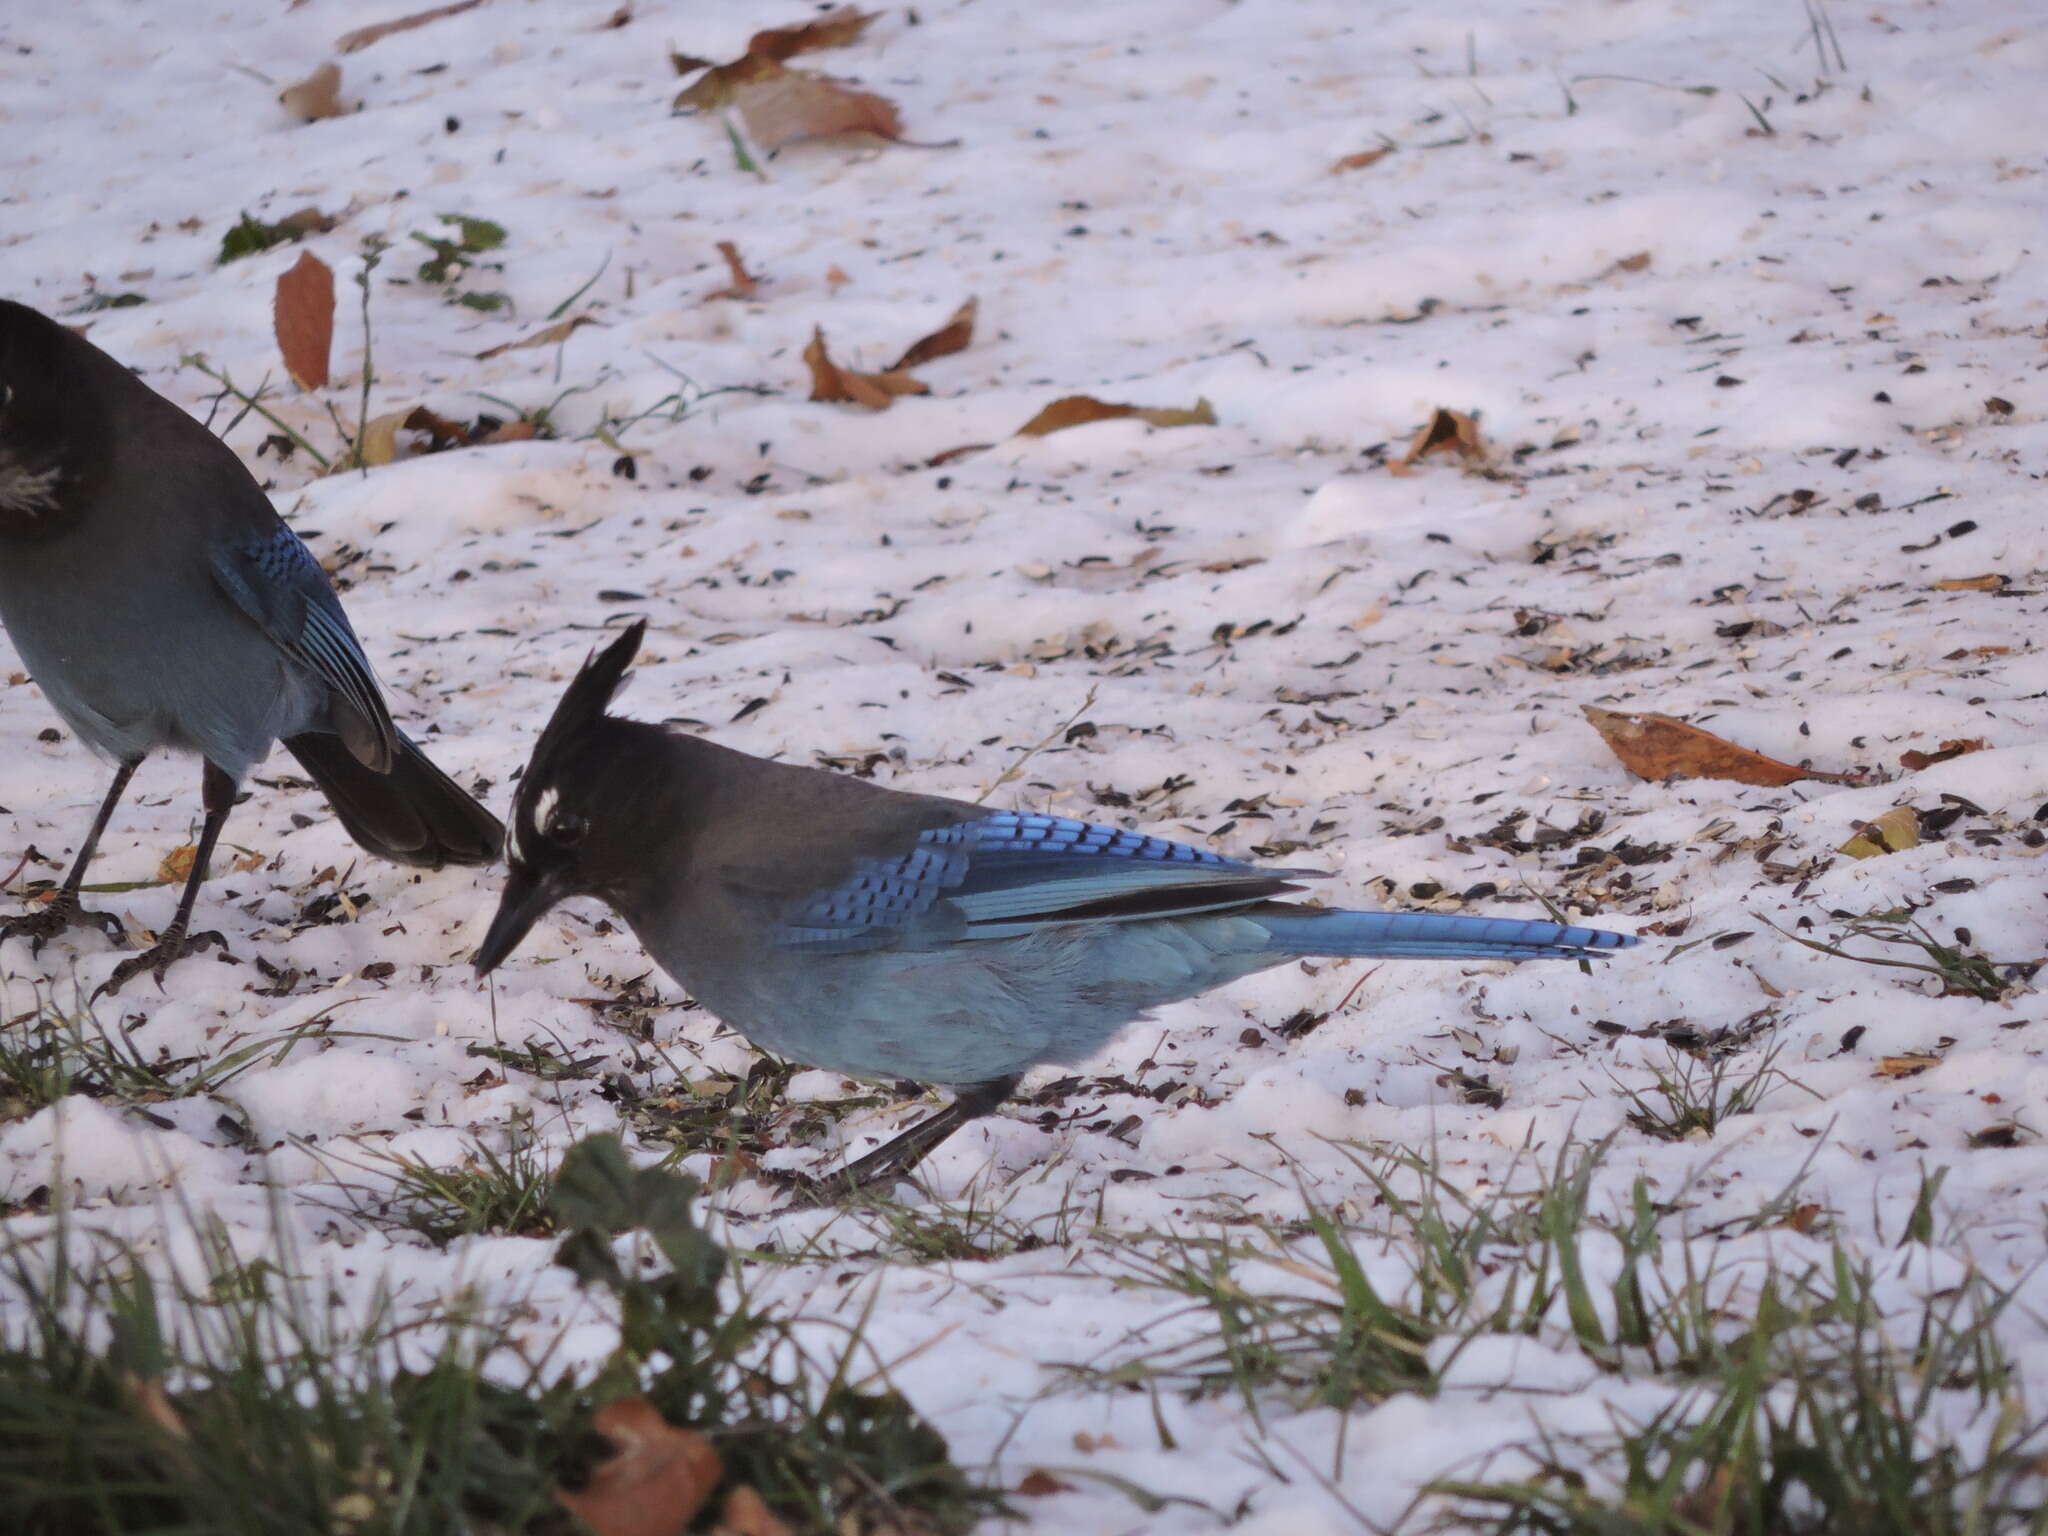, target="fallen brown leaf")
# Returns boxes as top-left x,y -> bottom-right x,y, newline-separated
230,849 -> 266,874
1015,394 -> 1217,437
1839,805 -> 1920,859
1932,573 -> 2008,592
889,297 -> 976,370
1614,250 -> 1653,272
708,240 -> 758,300
1877,1053 -> 1941,1078
1779,1202 -> 1825,1233
925,441 -> 992,467
352,409 -> 415,468
1331,146 -> 1391,172
279,61 -> 348,122
1401,406 -> 1486,466
474,314 -> 599,360
732,65 -> 903,148
273,251 -> 335,390
1582,705 -> 1861,787
804,326 -> 928,410
1015,1470 -> 1075,1496
1900,738 -> 1987,772
556,1399 -> 722,1536
158,845 -> 198,885
748,5 -> 876,61
478,419 -> 539,444
716,1485 -> 795,1536
337,0 -> 482,54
